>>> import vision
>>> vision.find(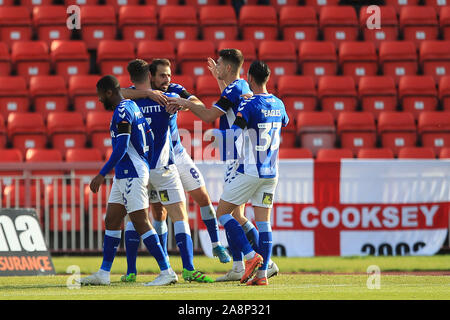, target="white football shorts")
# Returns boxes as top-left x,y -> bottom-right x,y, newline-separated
148,164 -> 186,205
108,177 -> 150,213
221,172 -> 278,208
174,149 -> 206,192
